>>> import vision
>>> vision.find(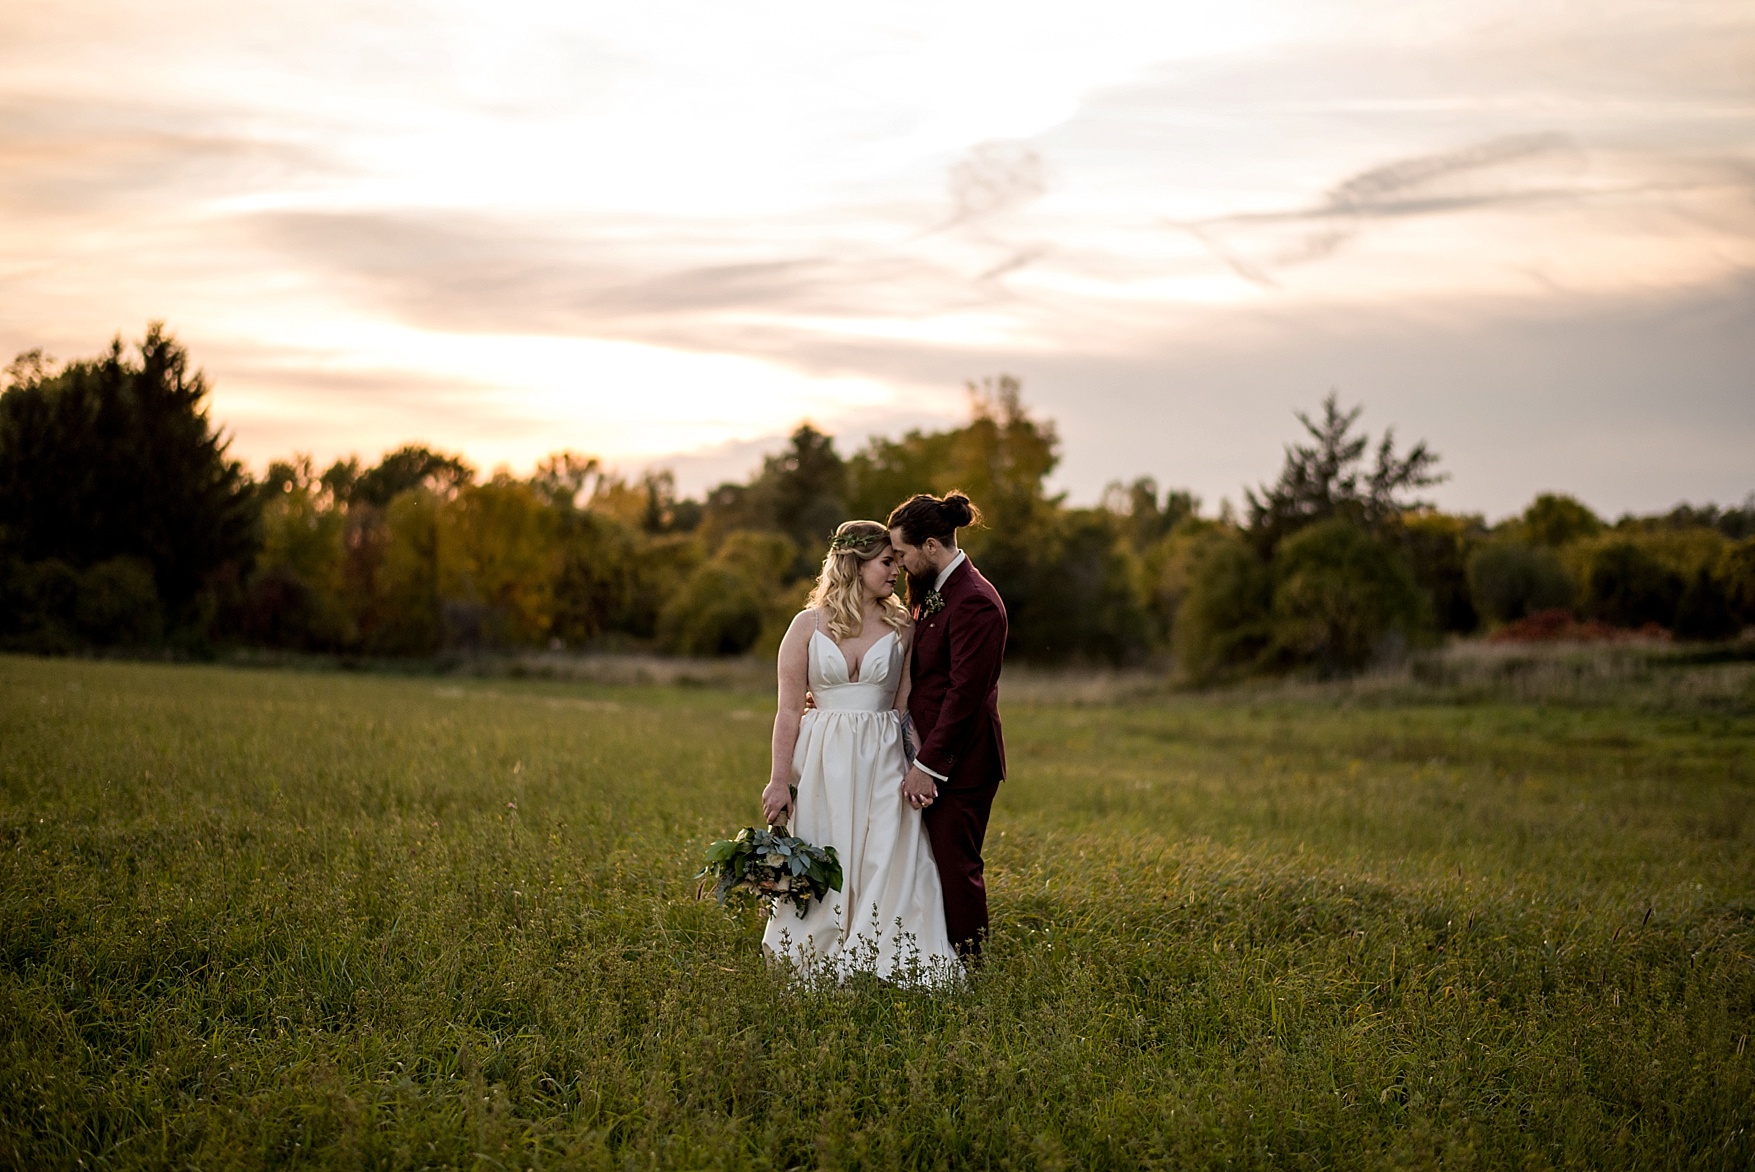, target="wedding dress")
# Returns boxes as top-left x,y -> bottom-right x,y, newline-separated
762,625 -> 962,984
